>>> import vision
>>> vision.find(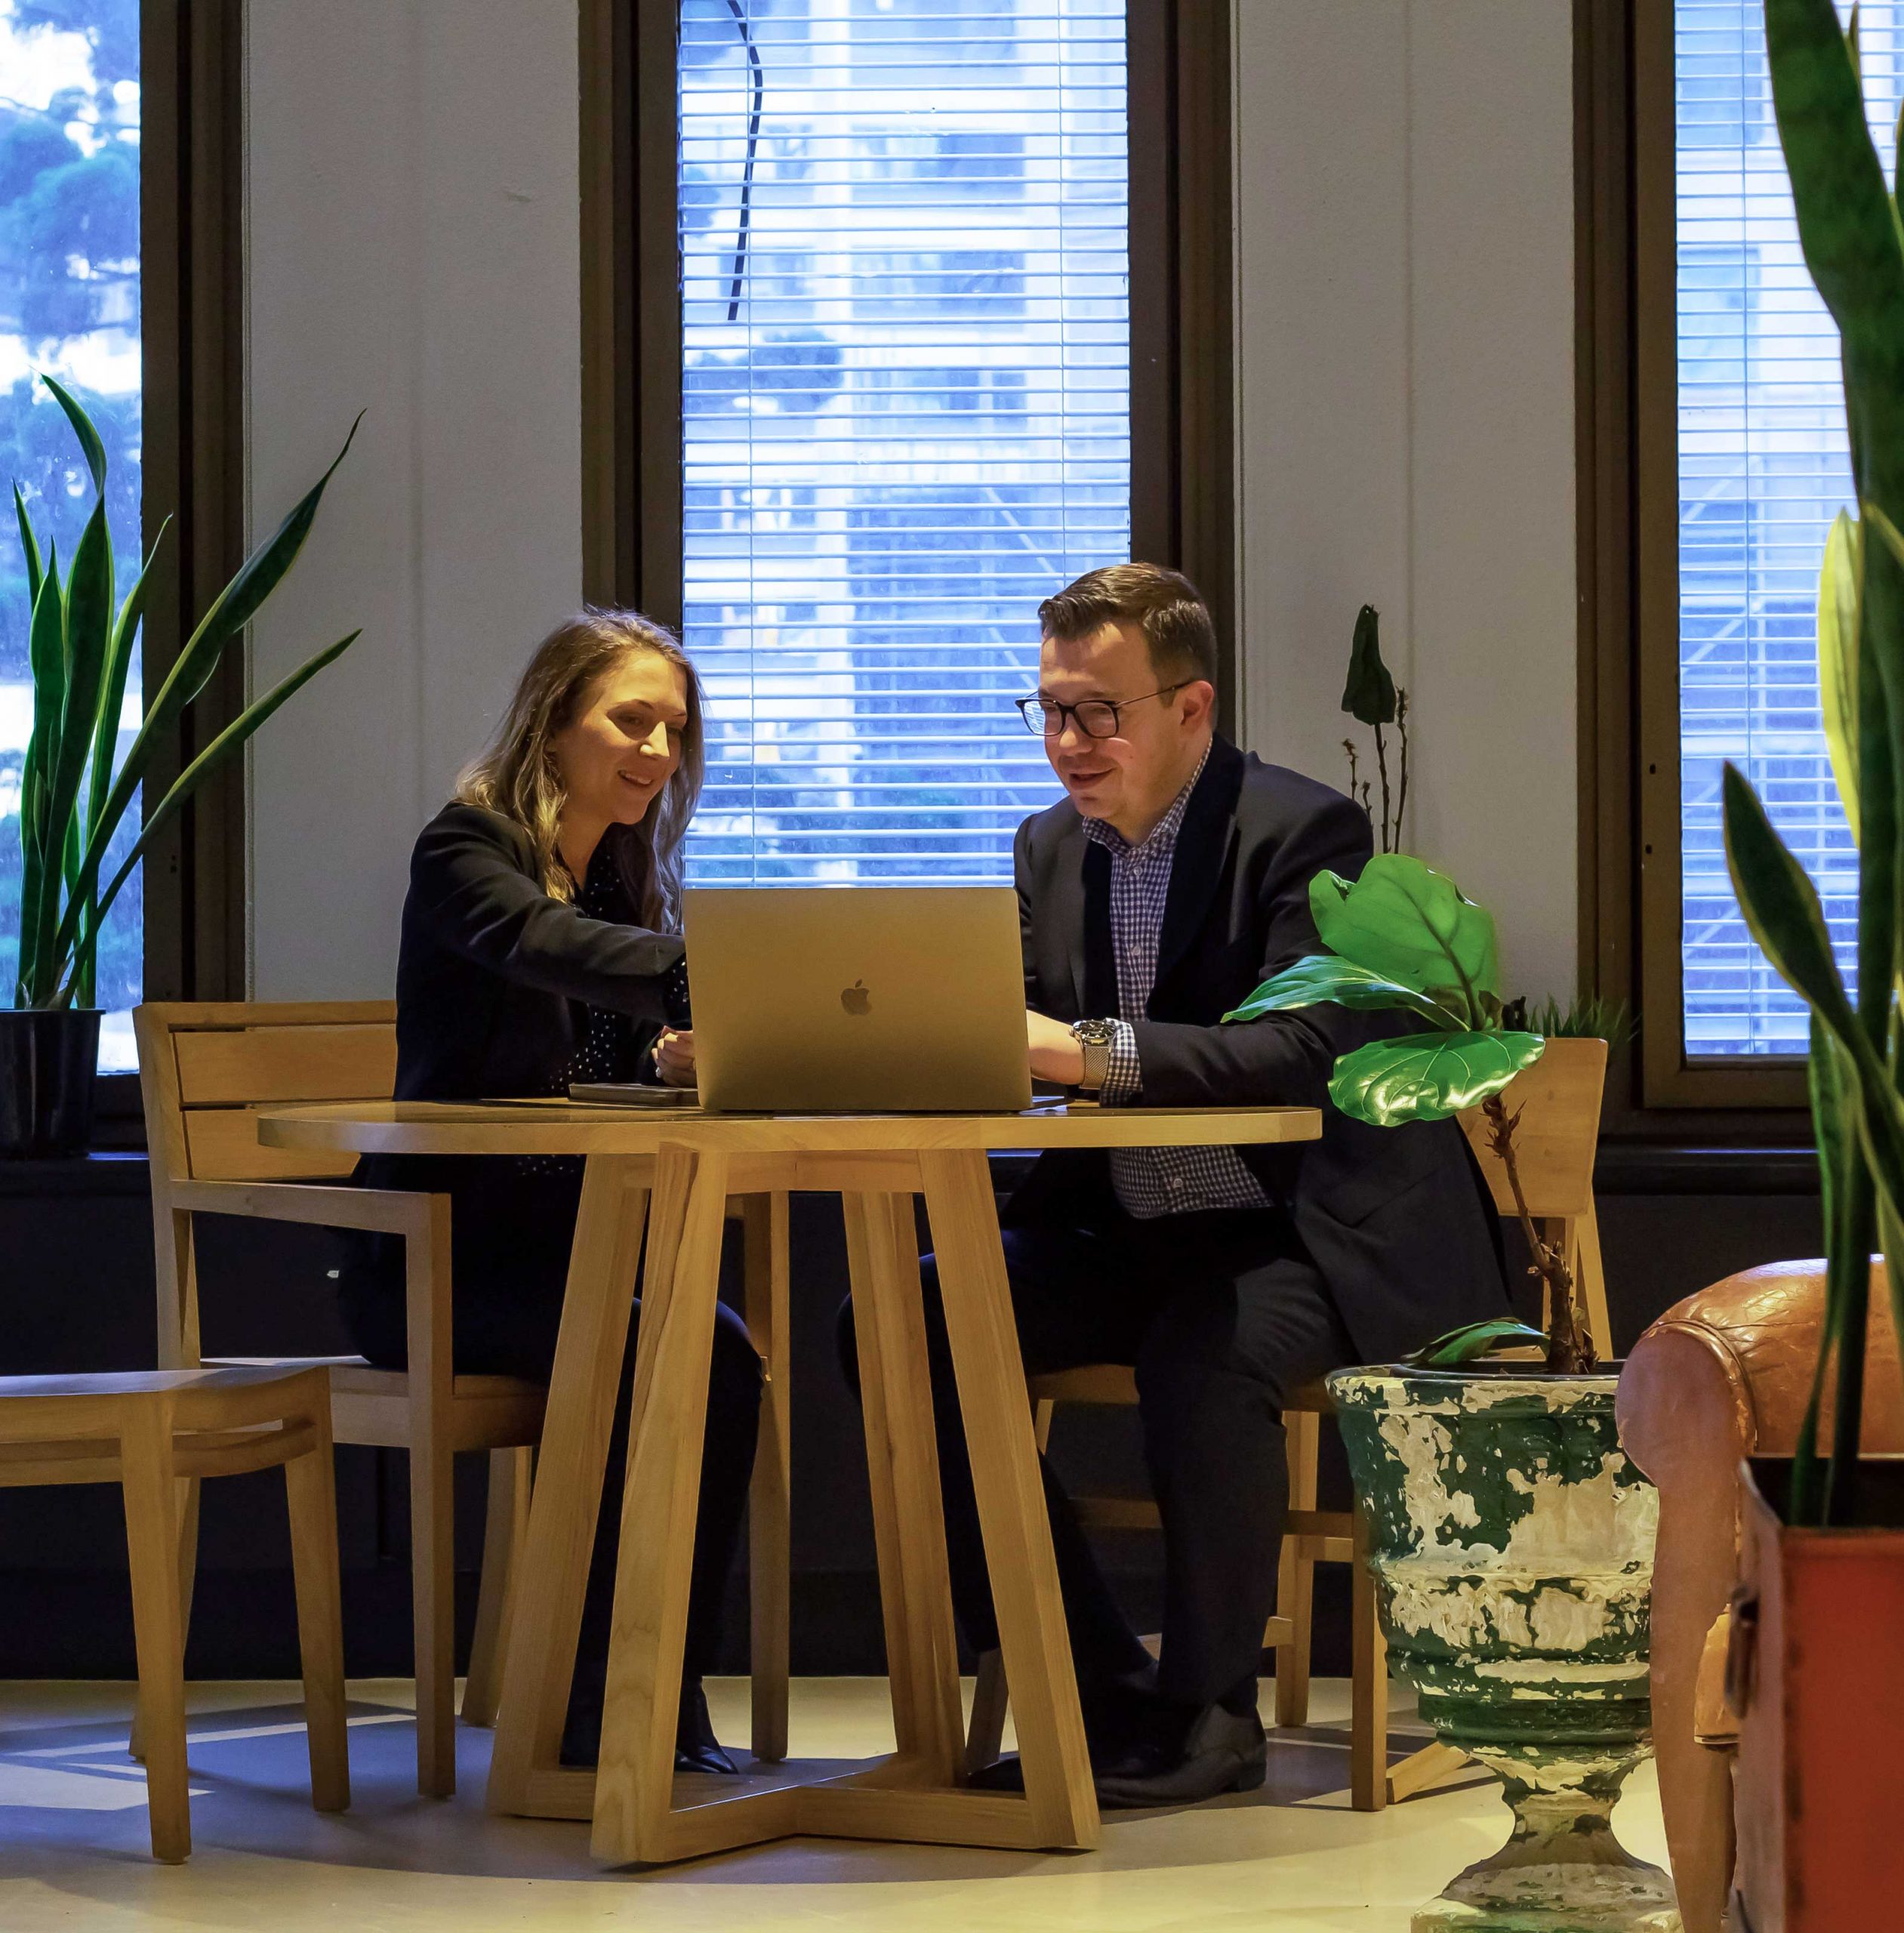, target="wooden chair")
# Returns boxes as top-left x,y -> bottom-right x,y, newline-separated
0,1364 -> 348,1861
966,1036 -> 1613,1809
134,999 -> 793,1797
